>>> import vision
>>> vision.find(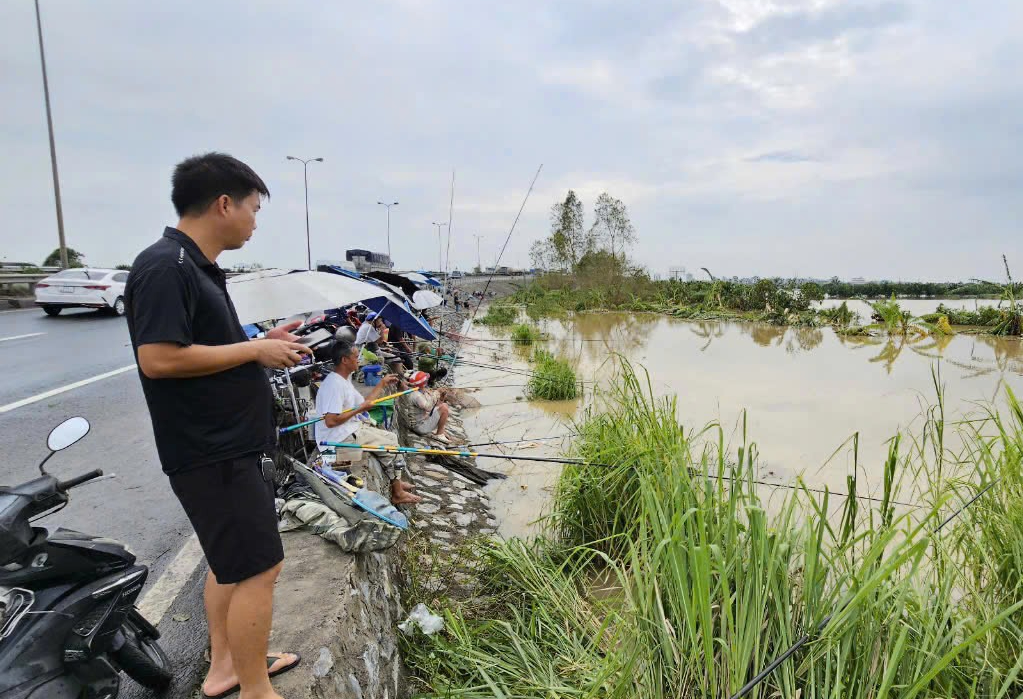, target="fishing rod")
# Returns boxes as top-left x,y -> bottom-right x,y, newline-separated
729,477 -> 1001,699
410,351 -> 585,383
317,437 -> 921,508
411,350 -> 596,385
446,334 -> 621,344
320,441 -> 610,467
460,433 -> 579,448
278,388 -> 419,434
462,163 -> 543,329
